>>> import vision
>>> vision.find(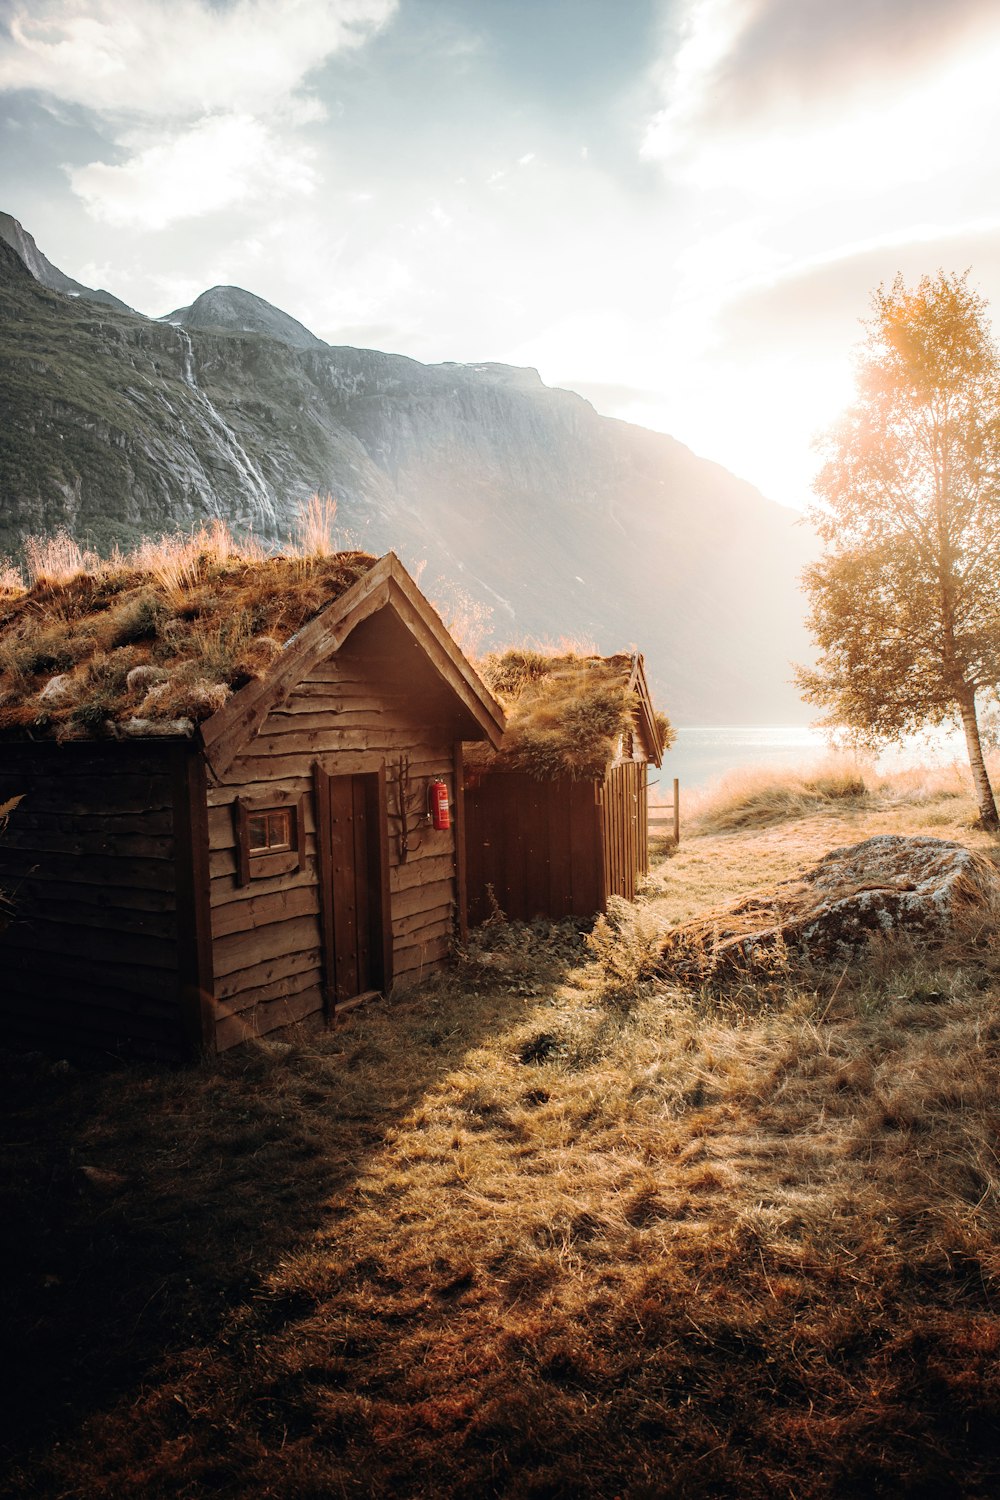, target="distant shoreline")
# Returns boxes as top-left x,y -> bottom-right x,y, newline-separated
660,724 -> 970,791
